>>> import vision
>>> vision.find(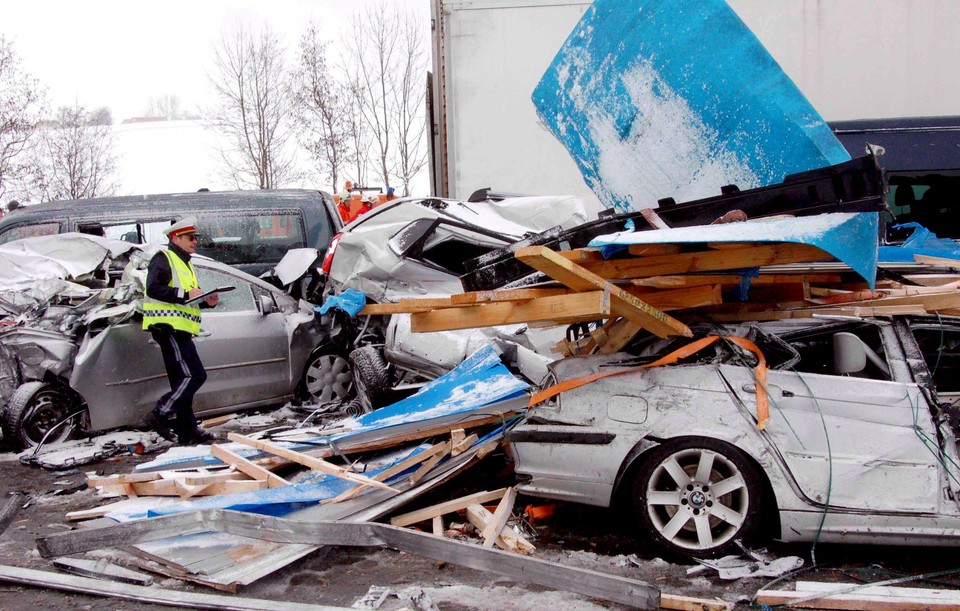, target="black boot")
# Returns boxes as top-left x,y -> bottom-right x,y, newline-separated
145,411 -> 177,443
